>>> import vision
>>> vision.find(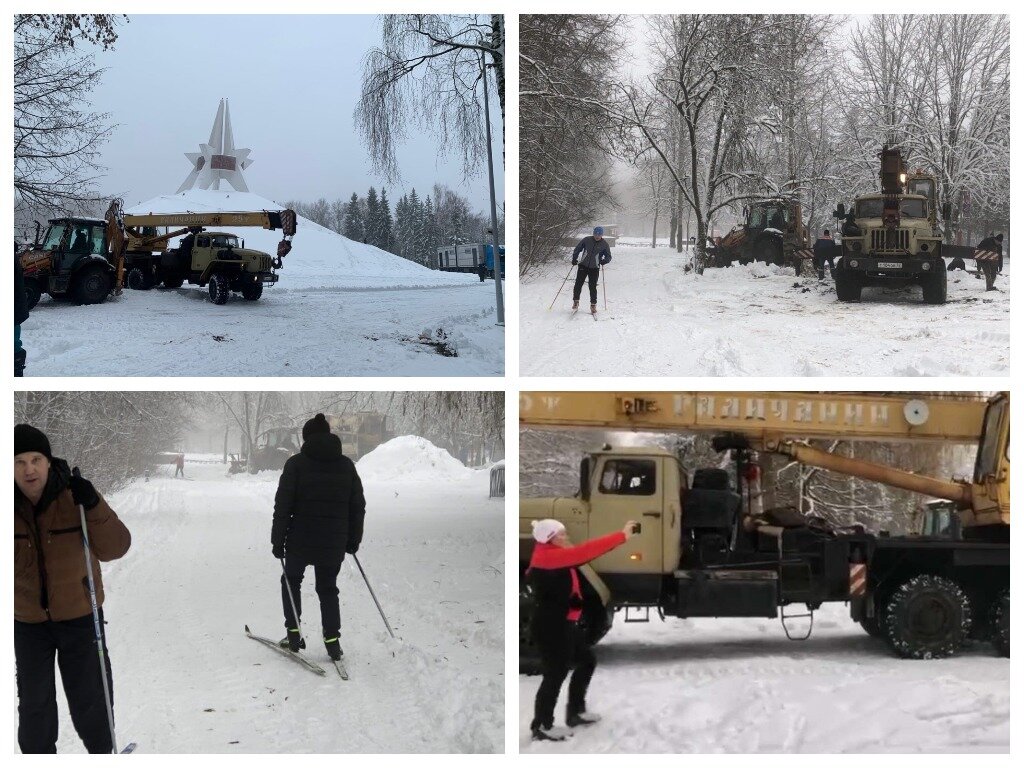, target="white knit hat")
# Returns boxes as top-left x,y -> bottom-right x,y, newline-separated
531,518 -> 566,543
